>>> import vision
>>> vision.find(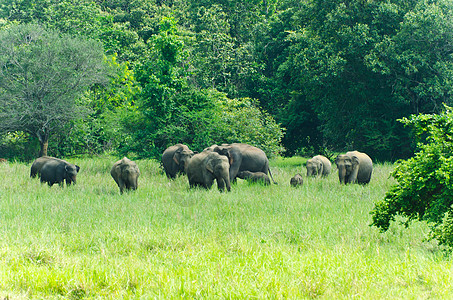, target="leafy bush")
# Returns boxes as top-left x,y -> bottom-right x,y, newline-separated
0,132 -> 39,161
370,105 -> 453,248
